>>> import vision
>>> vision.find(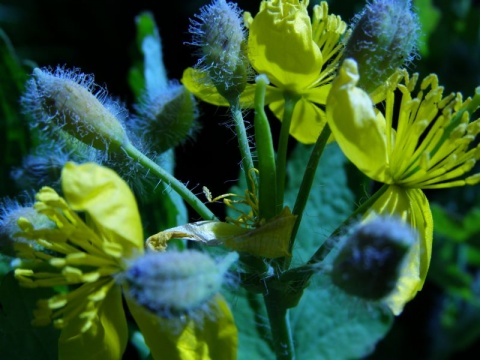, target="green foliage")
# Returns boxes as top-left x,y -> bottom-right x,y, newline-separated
0,271 -> 59,360
129,11 -> 169,99
0,29 -> 31,197
414,0 -> 441,56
